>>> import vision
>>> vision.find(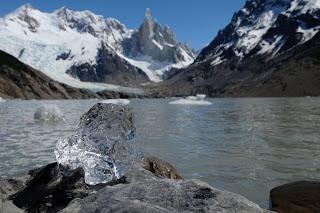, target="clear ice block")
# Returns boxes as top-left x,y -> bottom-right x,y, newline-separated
54,103 -> 137,185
